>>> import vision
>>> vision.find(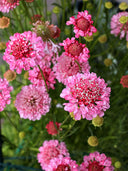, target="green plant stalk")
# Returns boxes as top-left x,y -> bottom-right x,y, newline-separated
95,0 -> 103,26
75,60 -> 82,72
21,0 -> 32,22
60,0 -> 65,31
44,0 -> 47,20
13,9 -> 24,32
38,65 -> 48,92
